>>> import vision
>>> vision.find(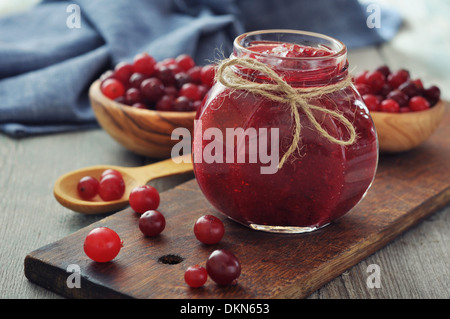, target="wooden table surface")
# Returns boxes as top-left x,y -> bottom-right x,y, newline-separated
1,0 -> 449,299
